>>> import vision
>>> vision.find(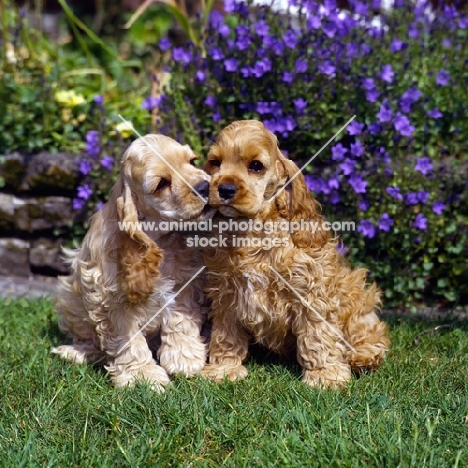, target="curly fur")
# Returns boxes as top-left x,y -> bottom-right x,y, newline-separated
201,120 -> 390,388
52,134 -> 212,390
